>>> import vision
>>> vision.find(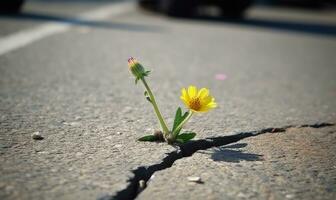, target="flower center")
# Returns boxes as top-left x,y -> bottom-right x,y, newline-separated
190,98 -> 201,111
